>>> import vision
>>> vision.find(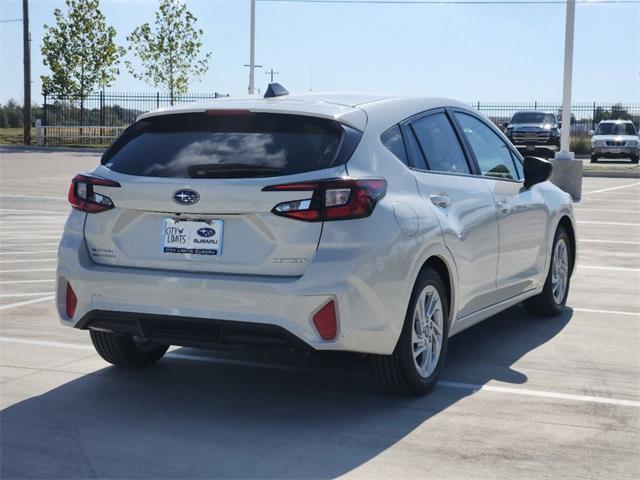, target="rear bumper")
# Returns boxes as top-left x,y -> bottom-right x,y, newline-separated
56,214 -> 405,355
